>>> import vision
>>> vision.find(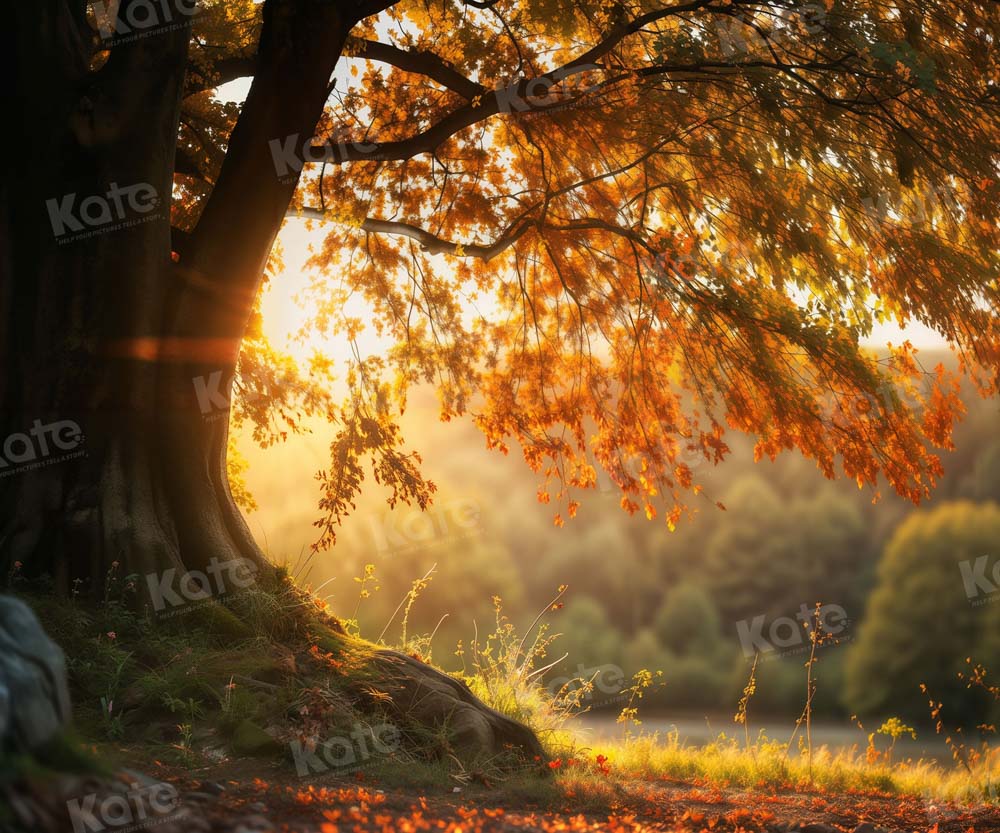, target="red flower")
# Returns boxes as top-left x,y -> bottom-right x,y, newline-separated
548,759 -> 563,770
